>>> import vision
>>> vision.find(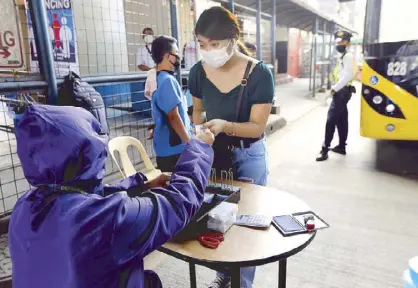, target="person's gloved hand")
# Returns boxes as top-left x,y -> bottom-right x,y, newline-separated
196,128 -> 215,146
145,173 -> 171,189
202,119 -> 227,136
